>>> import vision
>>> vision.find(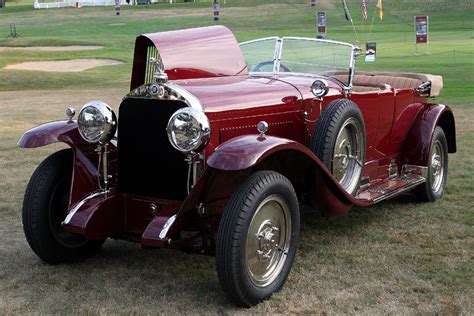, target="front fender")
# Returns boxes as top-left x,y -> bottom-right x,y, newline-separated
18,120 -> 114,207
207,135 -> 312,171
17,120 -> 80,148
403,104 -> 456,166
155,135 -> 372,243
208,135 -> 370,214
